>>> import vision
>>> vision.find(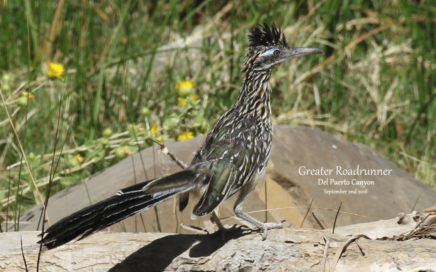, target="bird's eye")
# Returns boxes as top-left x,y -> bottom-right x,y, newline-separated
273,50 -> 280,57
